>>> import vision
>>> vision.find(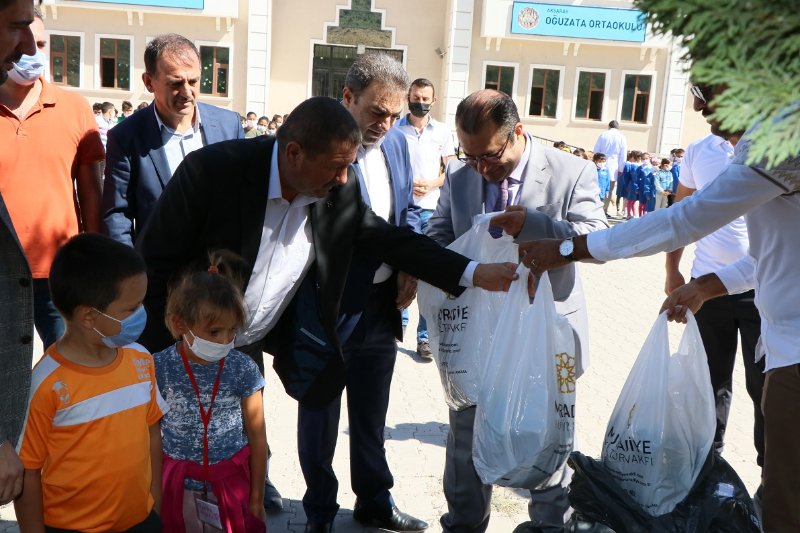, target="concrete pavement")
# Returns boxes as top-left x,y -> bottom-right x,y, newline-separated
0,233 -> 762,532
